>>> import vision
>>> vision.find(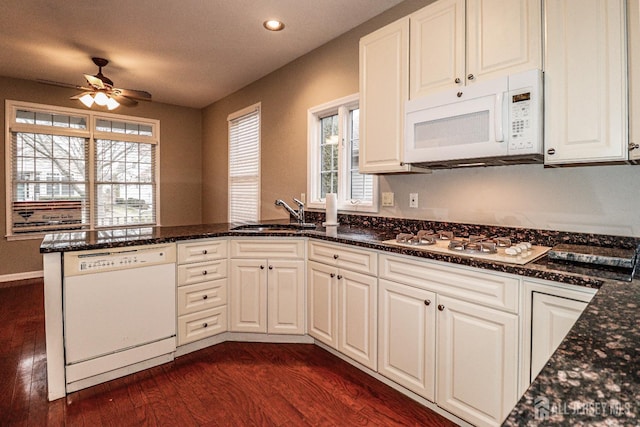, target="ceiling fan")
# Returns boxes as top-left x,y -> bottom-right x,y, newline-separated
38,57 -> 152,110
